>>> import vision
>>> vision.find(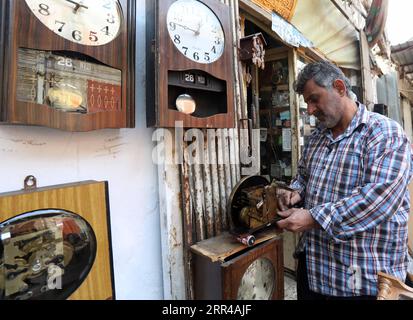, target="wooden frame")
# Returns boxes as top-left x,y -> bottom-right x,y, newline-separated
0,180 -> 115,300
377,272 -> 413,300
0,0 -> 135,131
146,0 -> 235,128
191,232 -> 284,300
